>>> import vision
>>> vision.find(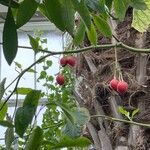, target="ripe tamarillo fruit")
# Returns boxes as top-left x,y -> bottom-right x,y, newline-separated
56,74 -> 65,85
117,81 -> 128,94
67,56 -> 76,67
60,57 -> 67,67
110,79 -> 119,91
